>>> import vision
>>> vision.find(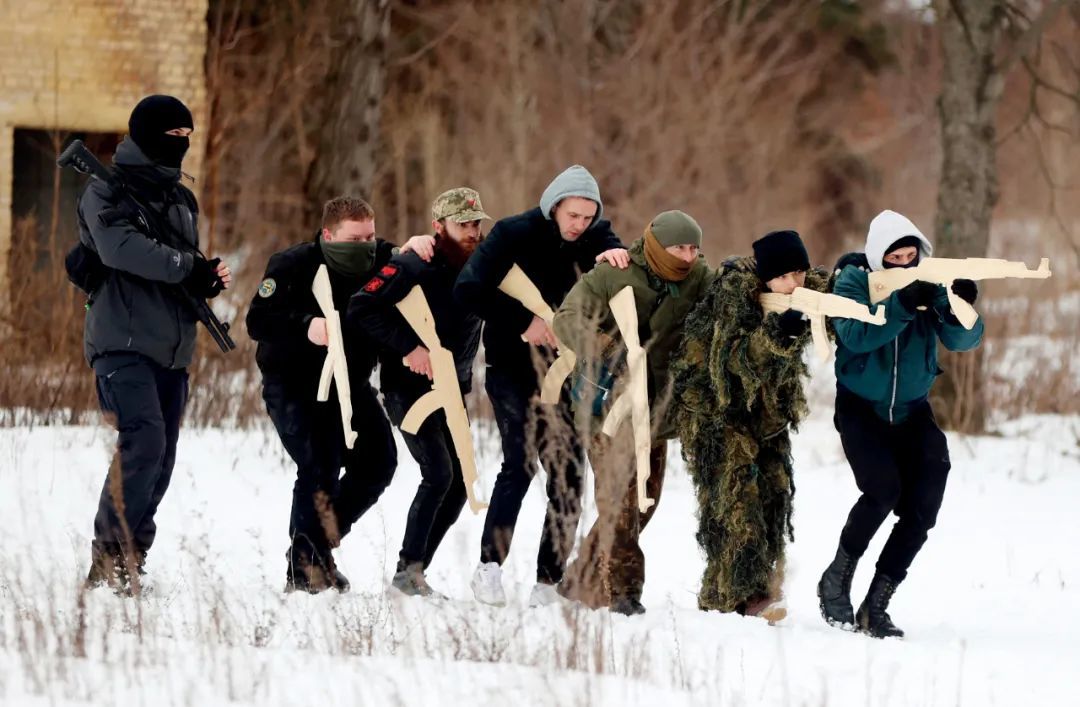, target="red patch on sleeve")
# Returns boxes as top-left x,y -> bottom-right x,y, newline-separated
362,277 -> 385,293
379,264 -> 399,278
